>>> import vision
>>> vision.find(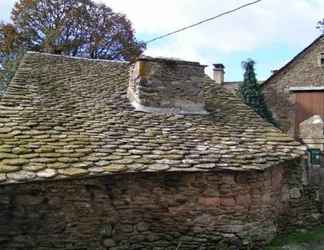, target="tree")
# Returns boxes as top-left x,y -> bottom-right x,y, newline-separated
238,59 -> 275,125
317,18 -> 324,34
0,23 -> 25,94
0,0 -> 145,92
0,50 -> 24,95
